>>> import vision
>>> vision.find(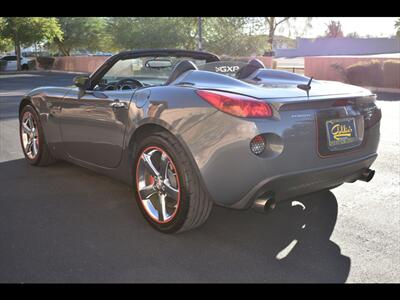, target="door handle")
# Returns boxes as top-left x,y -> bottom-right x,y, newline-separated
109,99 -> 127,109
